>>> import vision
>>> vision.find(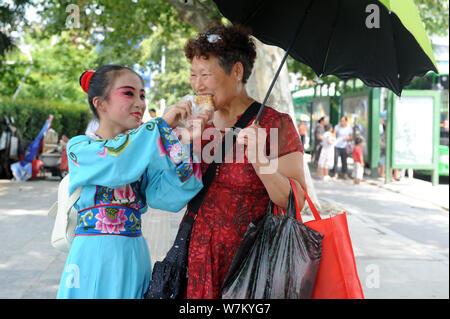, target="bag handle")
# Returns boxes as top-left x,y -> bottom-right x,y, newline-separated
299,183 -> 322,221
273,179 -> 302,221
274,179 -> 321,222
69,186 -> 82,210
